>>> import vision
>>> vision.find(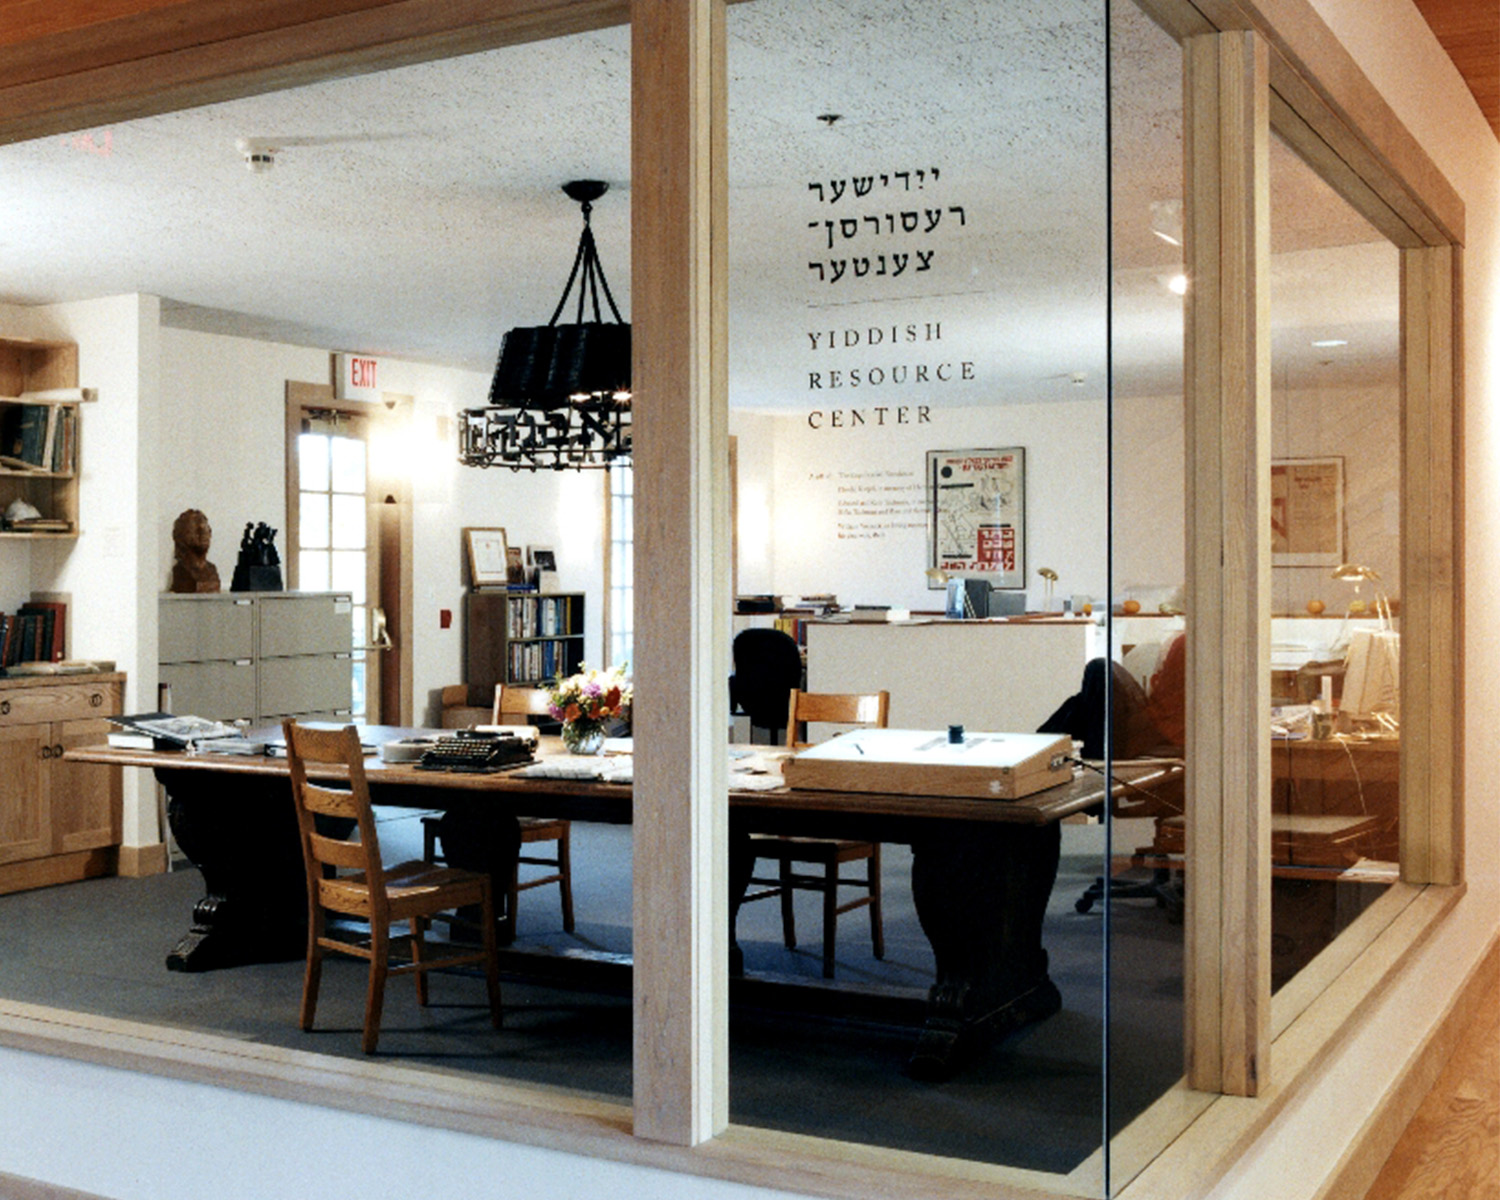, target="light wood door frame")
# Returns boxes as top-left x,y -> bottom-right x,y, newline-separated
1182,28 -> 1273,1097
630,0 -> 730,1145
284,381 -> 414,726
